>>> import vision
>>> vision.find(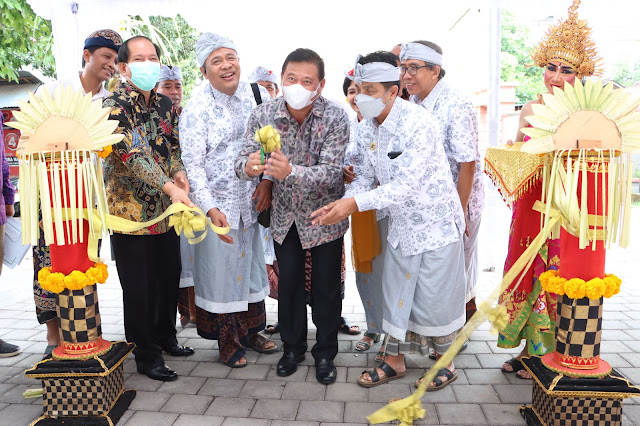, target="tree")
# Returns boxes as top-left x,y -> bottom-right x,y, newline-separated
0,0 -> 55,81
500,10 -> 545,104
610,61 -> 640,87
